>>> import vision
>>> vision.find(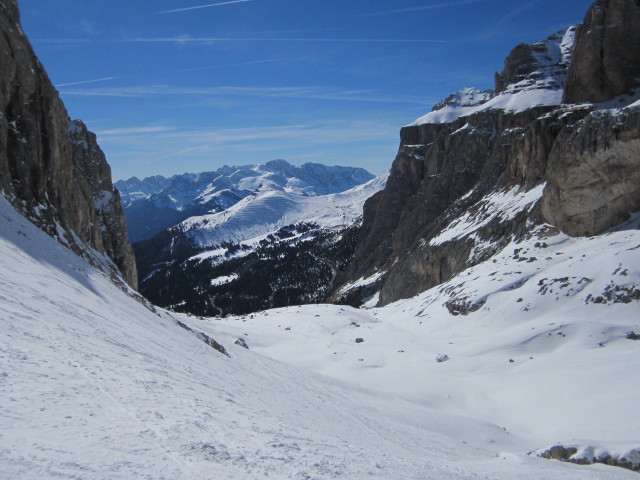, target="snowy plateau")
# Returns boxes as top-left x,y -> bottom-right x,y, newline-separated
2,184 -> 640,479
409,26 -> 576,126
